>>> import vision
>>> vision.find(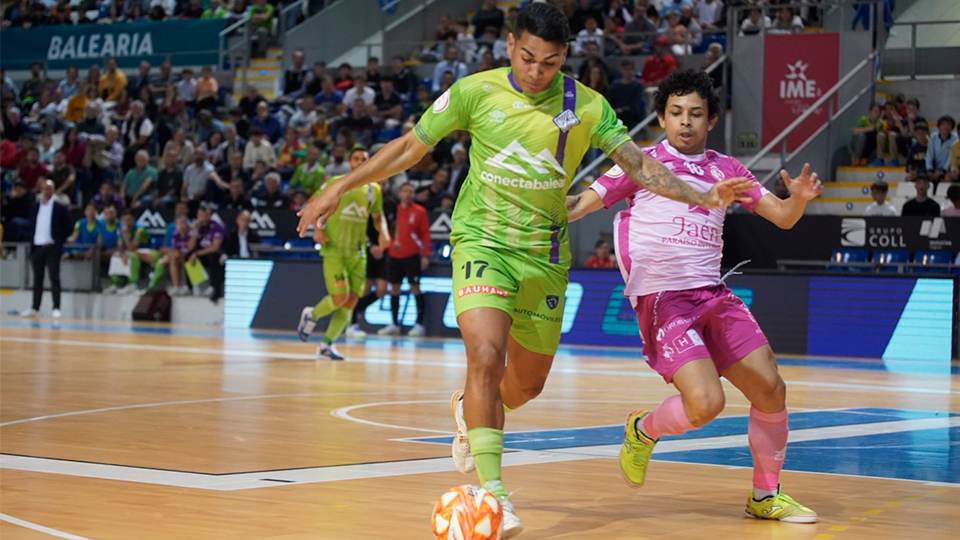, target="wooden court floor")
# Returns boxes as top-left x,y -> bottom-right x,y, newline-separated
1,317 -> 958,539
